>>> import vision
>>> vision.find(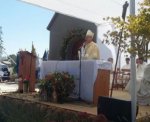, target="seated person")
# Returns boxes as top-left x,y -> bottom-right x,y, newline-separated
125,57 -> 146,92
122,58 -> 130,70
121,58 -> 130,82
137,63 -> 150,105
80,30 -> 100,60
136,57 -> 147,82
